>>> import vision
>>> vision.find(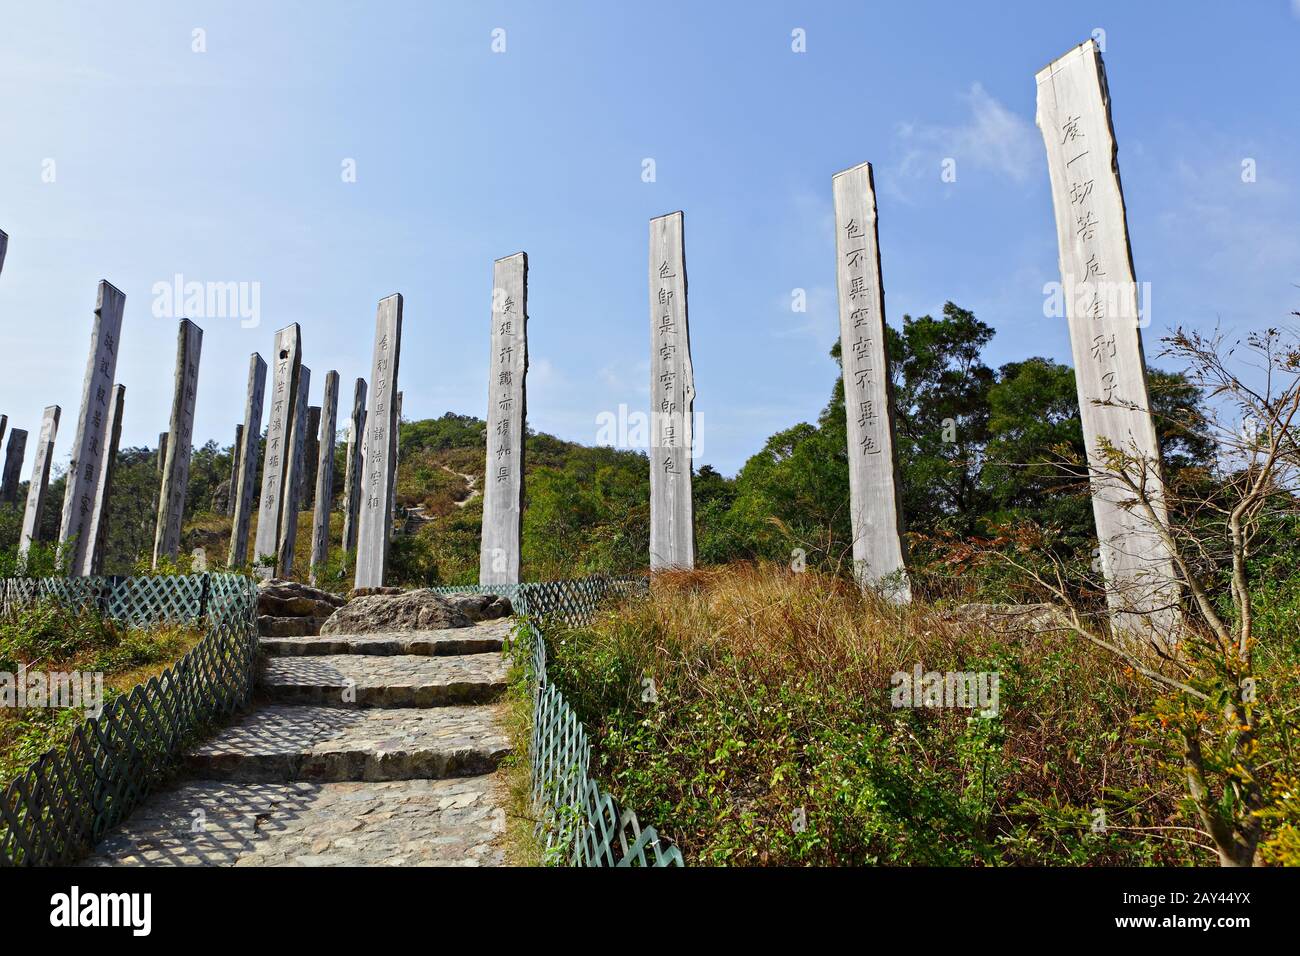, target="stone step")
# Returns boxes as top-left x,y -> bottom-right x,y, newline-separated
259,616 -> 325,638
260,618 -> 512,657
187,704 -> 511,782
84,776 -> 506,867
259,653 -> 509,708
